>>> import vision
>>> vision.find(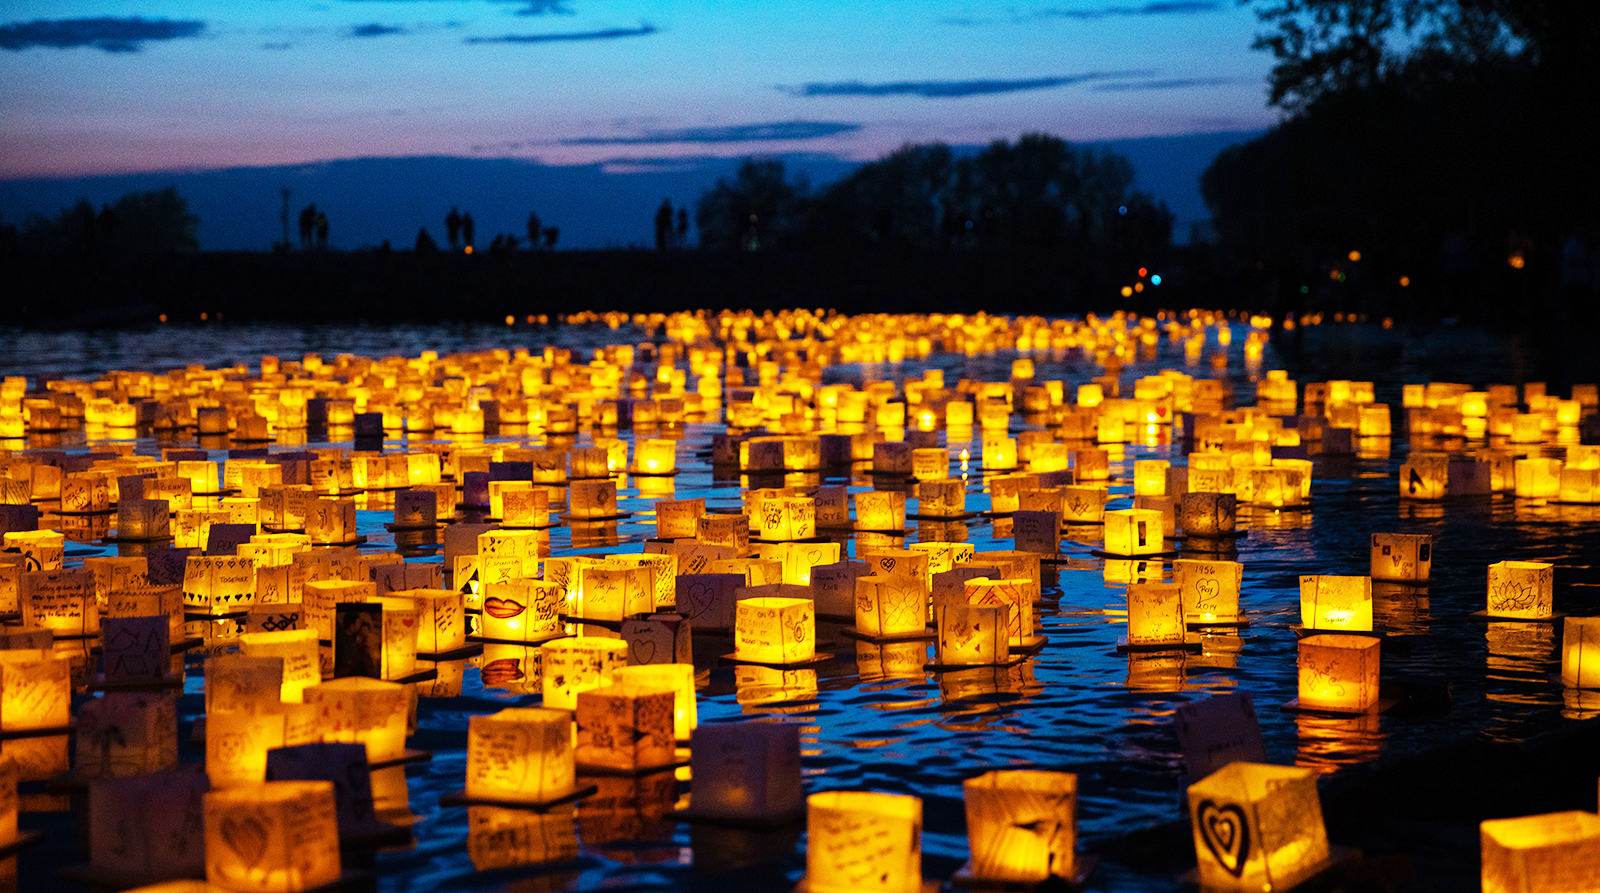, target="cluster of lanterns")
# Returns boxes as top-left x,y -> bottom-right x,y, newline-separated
0,305 -> 1597,892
